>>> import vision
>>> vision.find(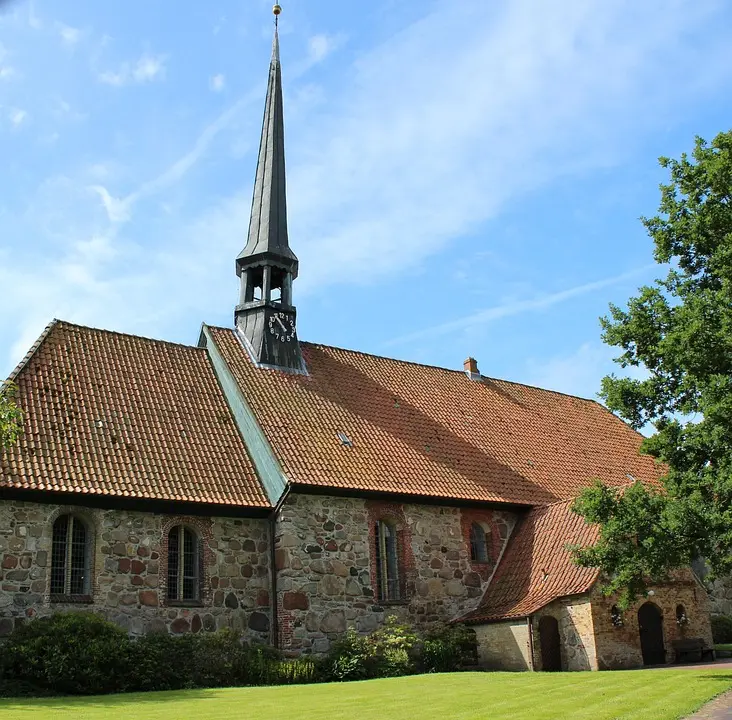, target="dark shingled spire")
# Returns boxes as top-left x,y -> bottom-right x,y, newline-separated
236,23 -> 298,277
